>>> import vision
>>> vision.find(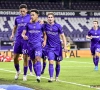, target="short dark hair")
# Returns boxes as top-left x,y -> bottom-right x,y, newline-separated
47,12 -> 55,17
30,9 -> 39,15
93,20 -> 98,24
19,4 -> 27,9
